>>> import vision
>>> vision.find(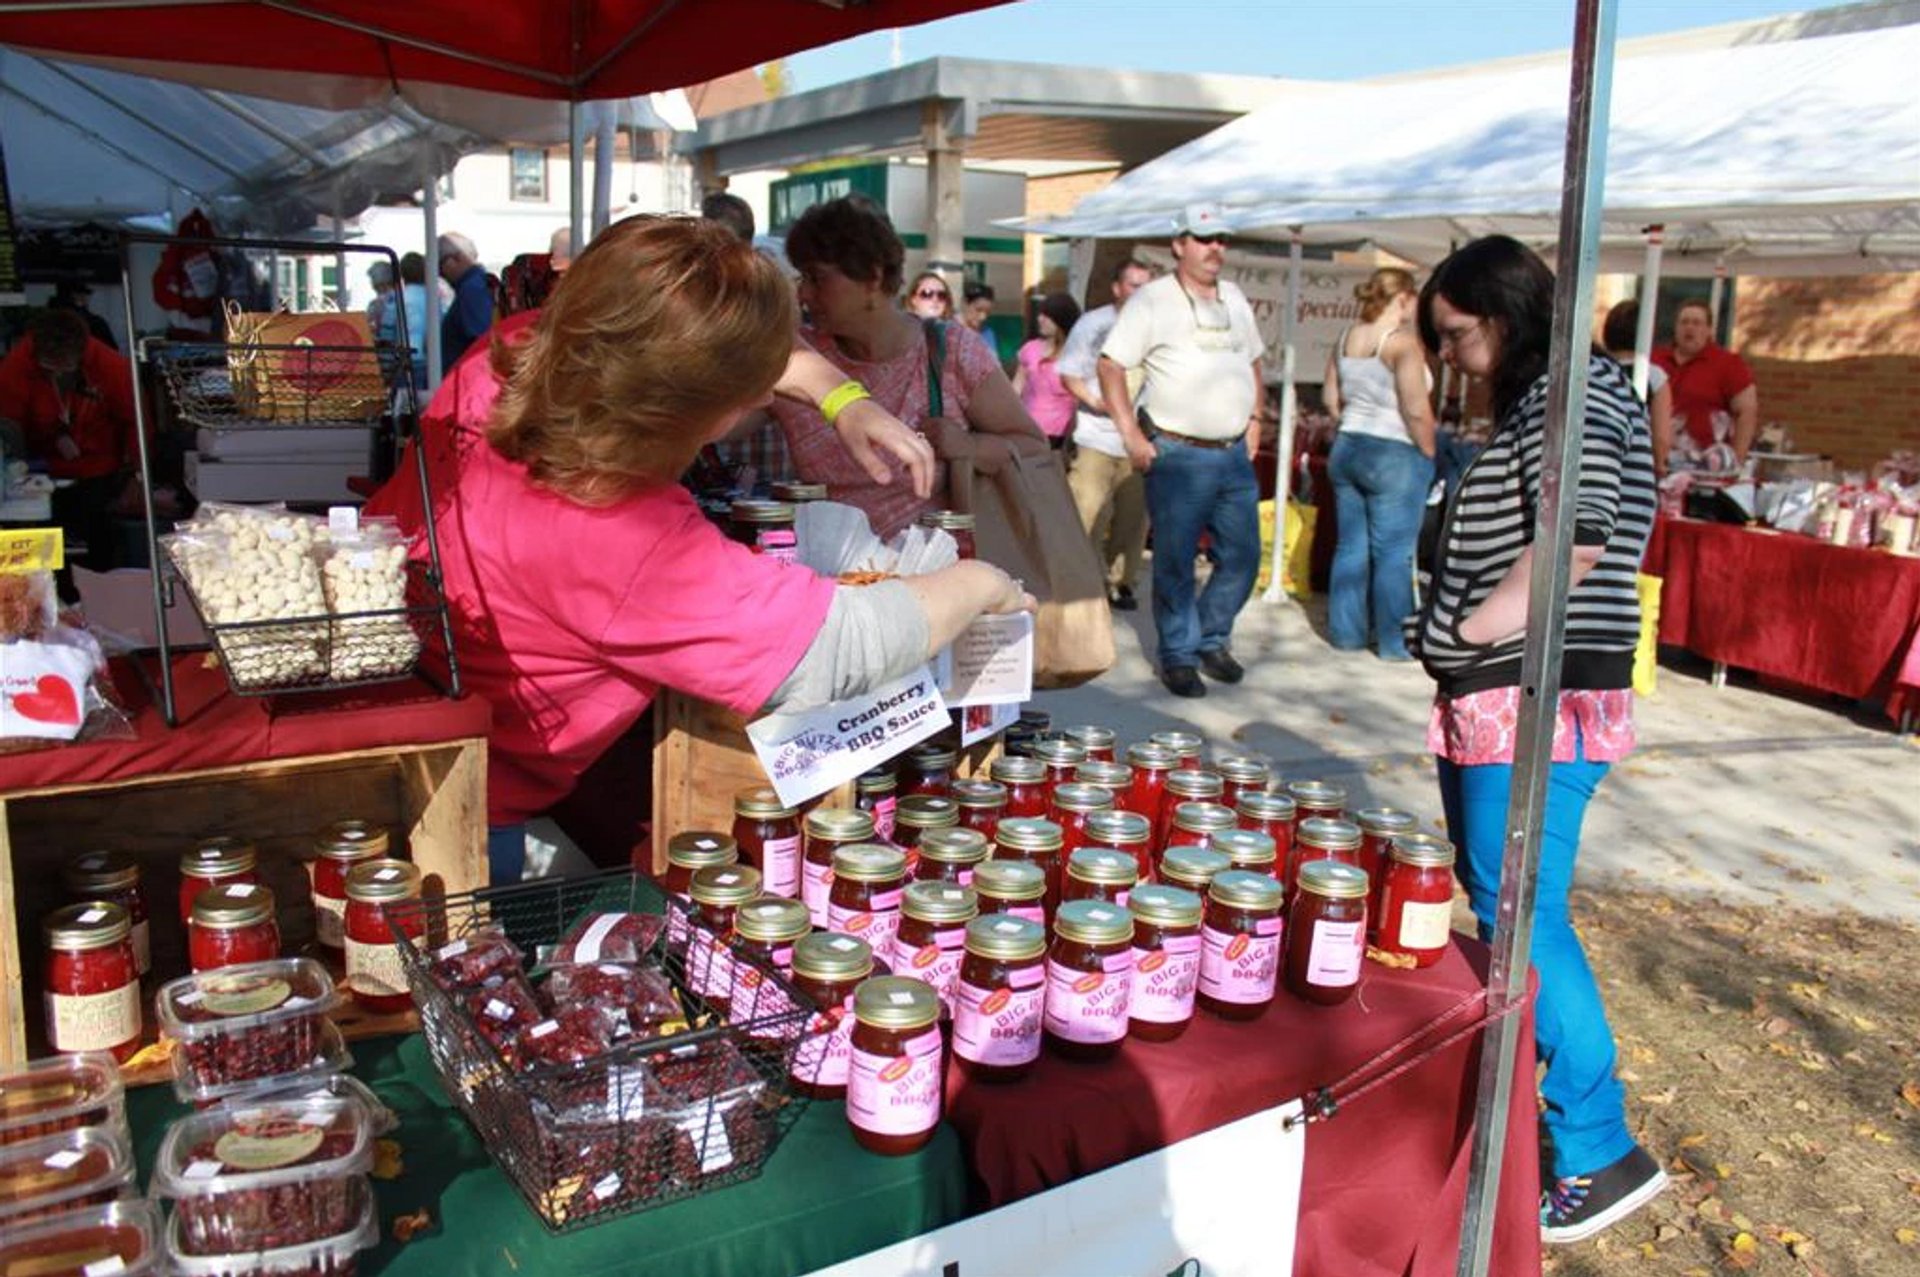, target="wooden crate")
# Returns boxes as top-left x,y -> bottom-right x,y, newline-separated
0,736 -> 487,1081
